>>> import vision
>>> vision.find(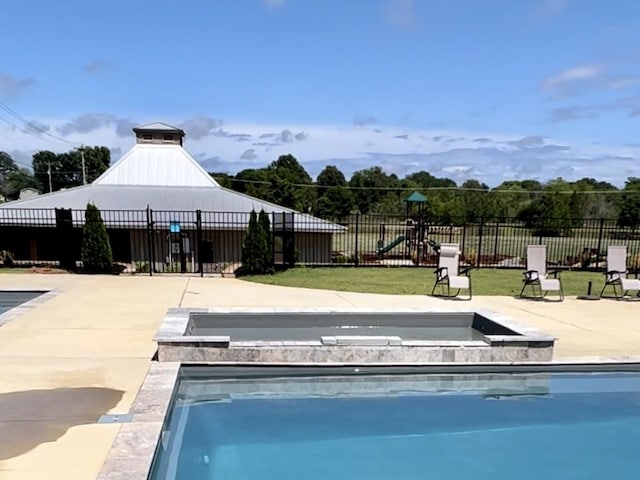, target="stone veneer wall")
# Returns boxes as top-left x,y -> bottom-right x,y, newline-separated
157,342 -> 553,363
154,307 -> 556,364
